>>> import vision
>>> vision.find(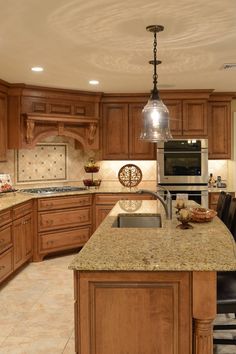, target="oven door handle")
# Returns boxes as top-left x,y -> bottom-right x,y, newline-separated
157,150 -> 208,154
